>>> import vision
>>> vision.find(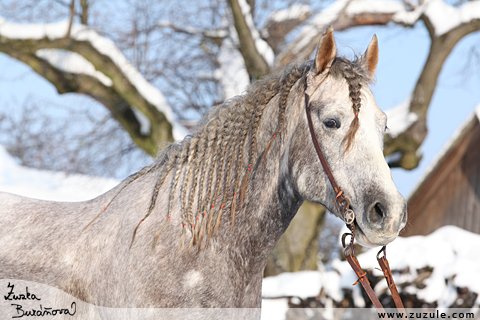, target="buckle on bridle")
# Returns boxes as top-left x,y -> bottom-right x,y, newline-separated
376,245 -> 387,260
334,193 -> 348,210
335,192 -> 355,225
341,223 -> 356,256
